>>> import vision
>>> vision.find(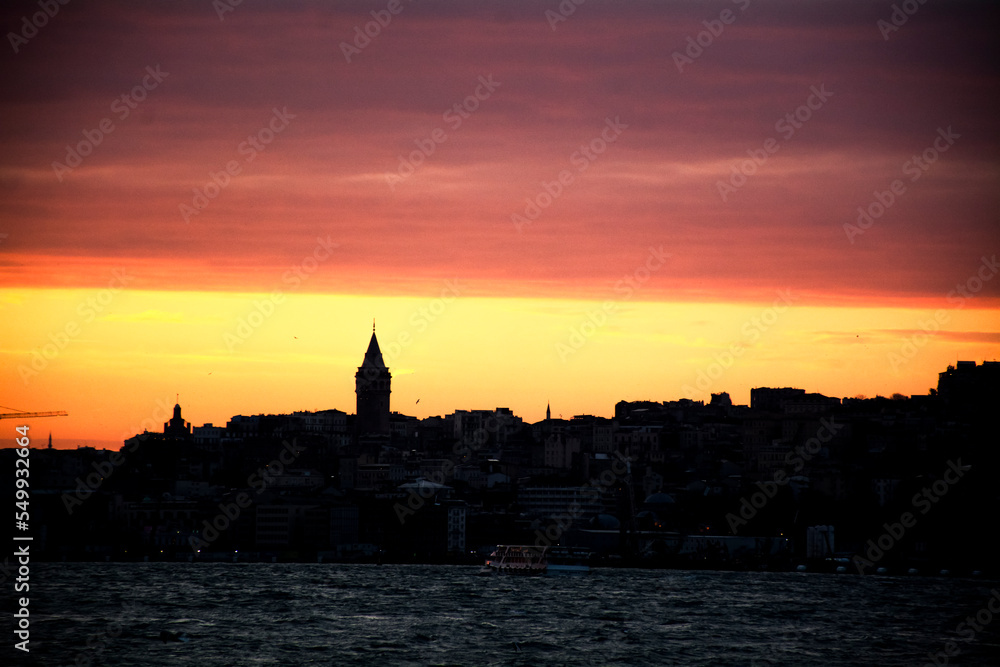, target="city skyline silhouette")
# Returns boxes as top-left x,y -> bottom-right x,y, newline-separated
2,3 -> 999,664
2,3 -> 998,449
